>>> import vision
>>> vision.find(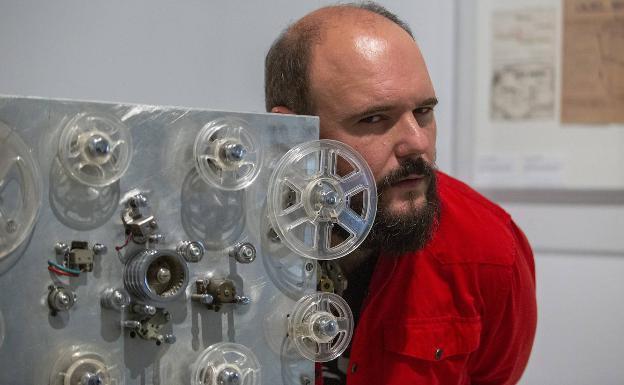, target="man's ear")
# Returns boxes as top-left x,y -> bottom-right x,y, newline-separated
271,106 -> 295,115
